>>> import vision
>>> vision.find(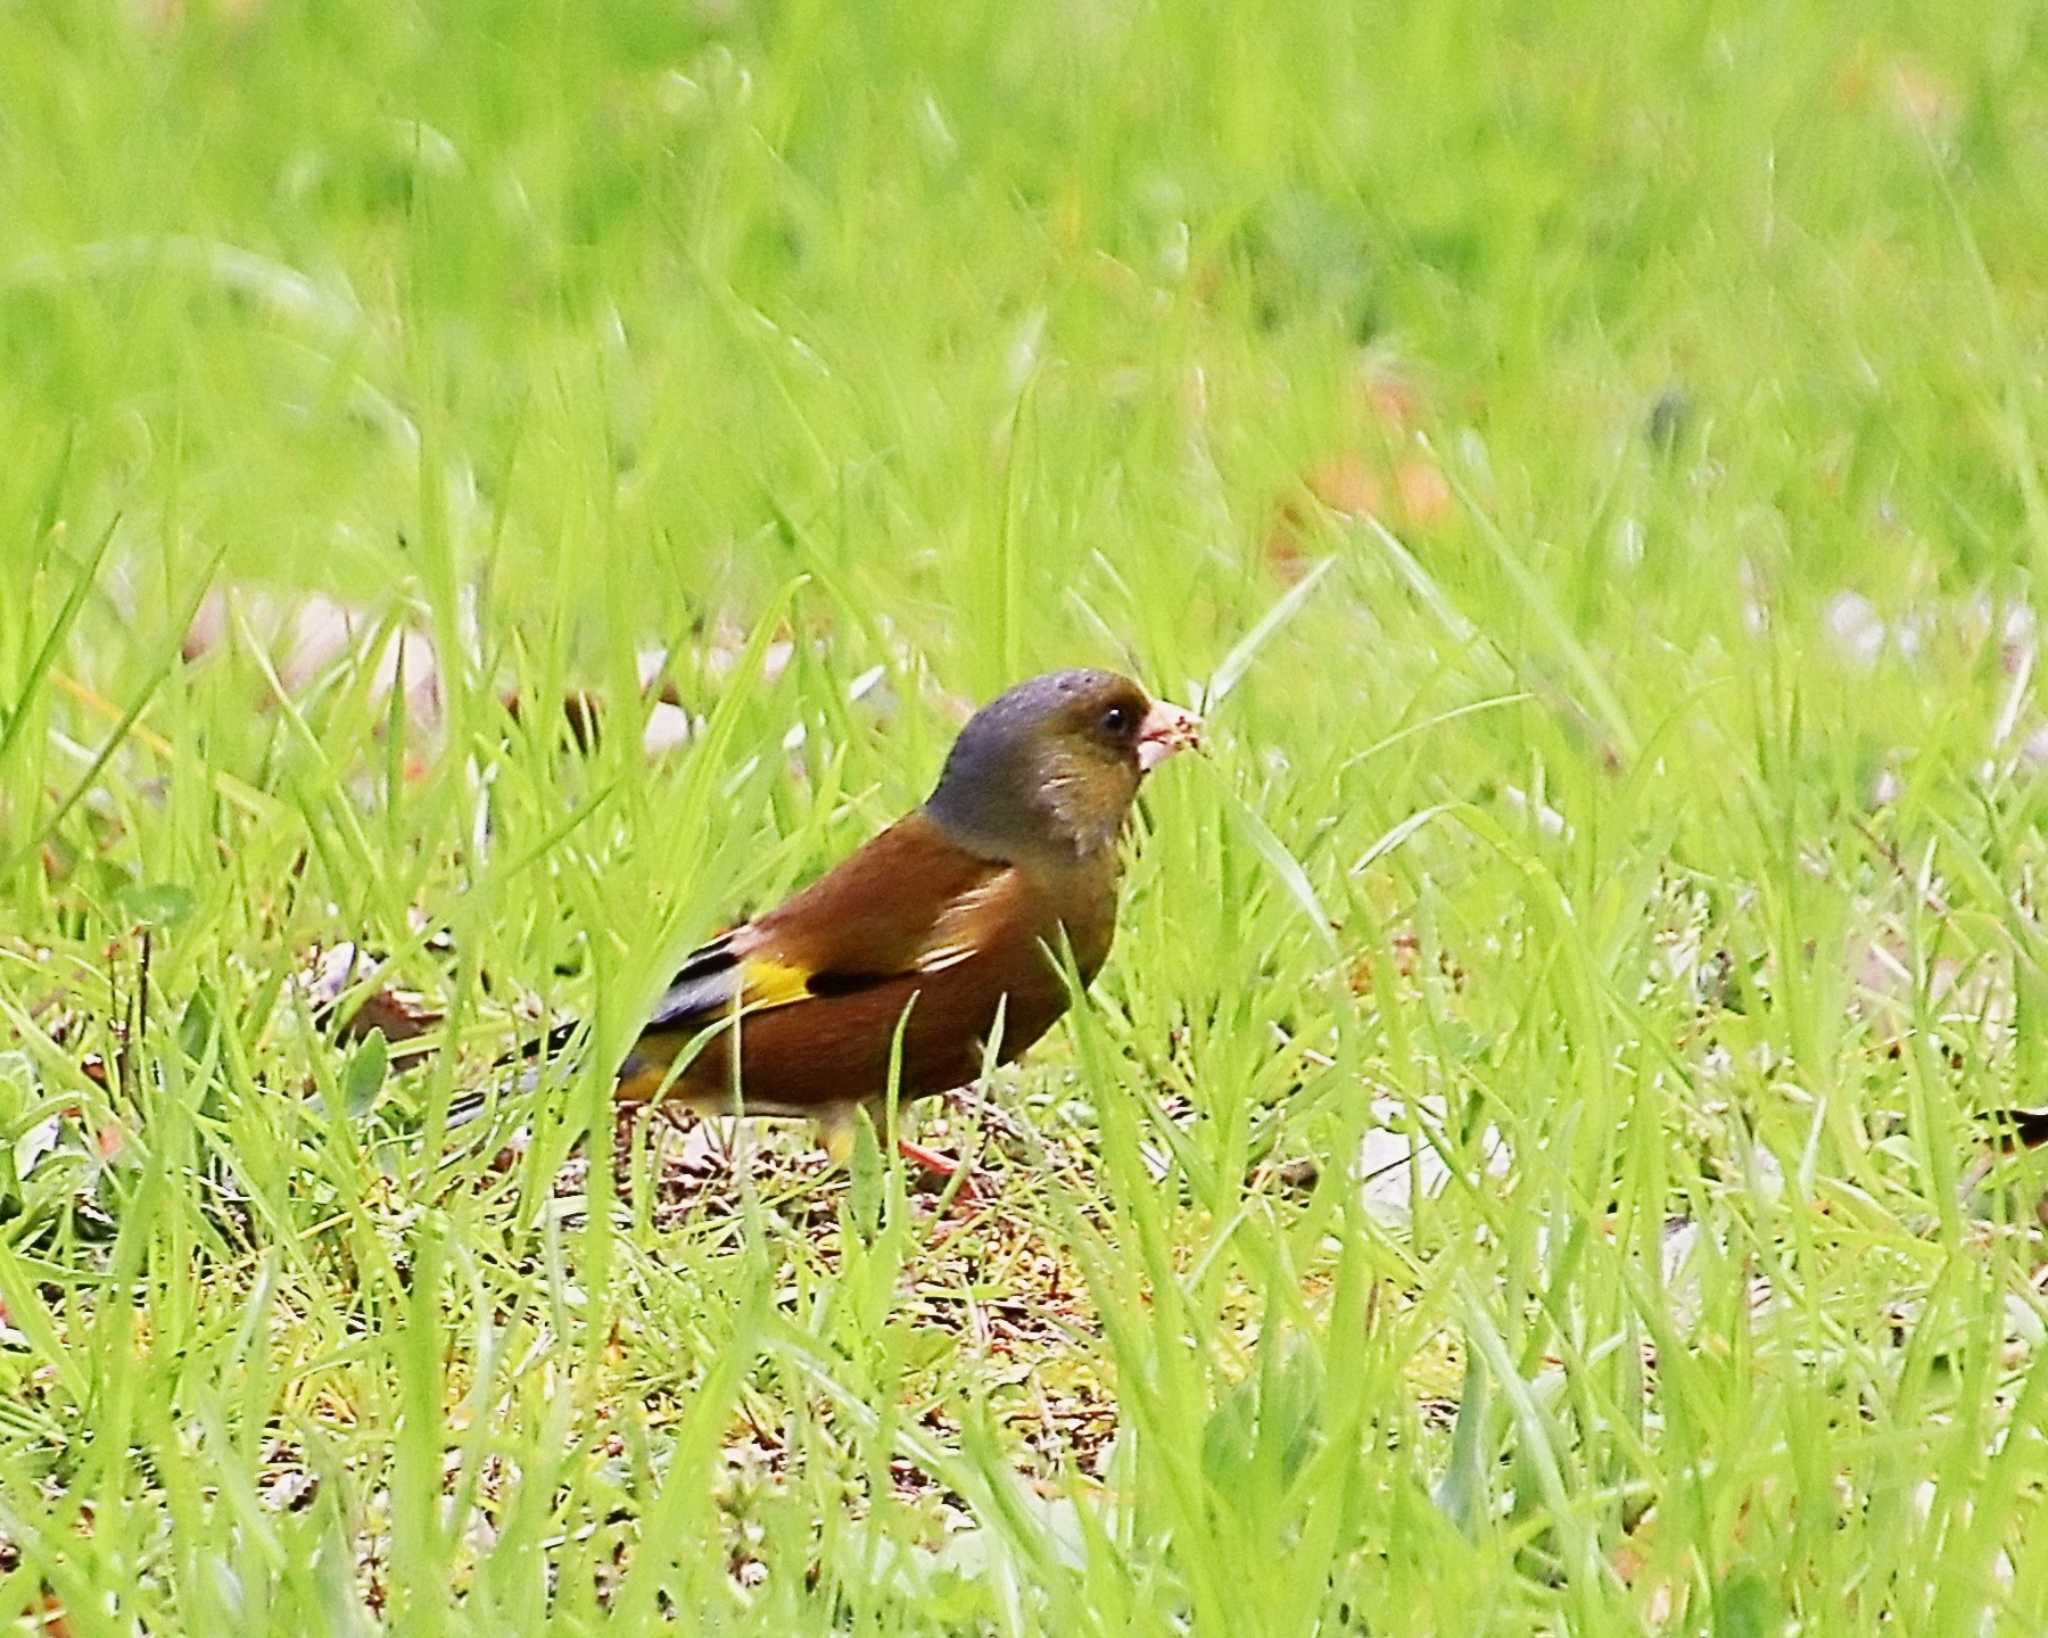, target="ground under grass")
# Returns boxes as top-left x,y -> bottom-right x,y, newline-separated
6,0 -> 2048,1631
